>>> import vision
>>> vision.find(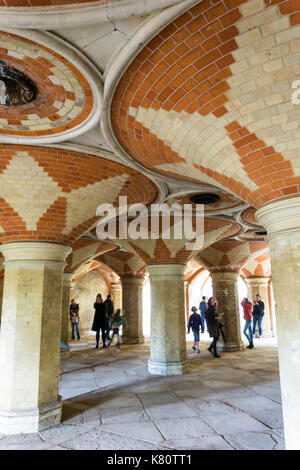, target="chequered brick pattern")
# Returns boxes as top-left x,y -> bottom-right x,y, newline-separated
0,31 -> 93,137
112,0 -> 300,208
197,239 -> 268,272
0,1 -> 107,7
105,216 -> 243,264
167,190 -> 244,212
242,251 -> 271,278
0,145 -> 158,244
